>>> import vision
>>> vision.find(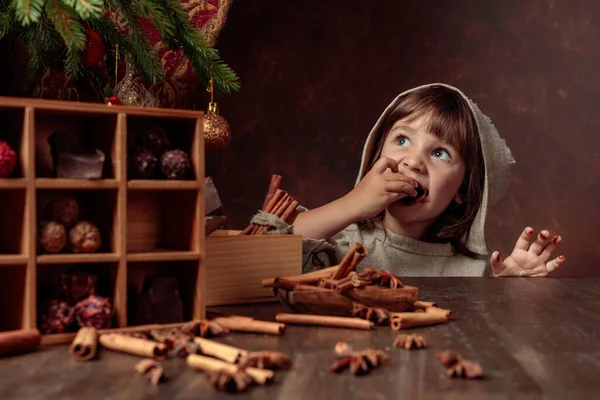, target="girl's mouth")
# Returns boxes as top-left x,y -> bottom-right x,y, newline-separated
399,180 -> 429,206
